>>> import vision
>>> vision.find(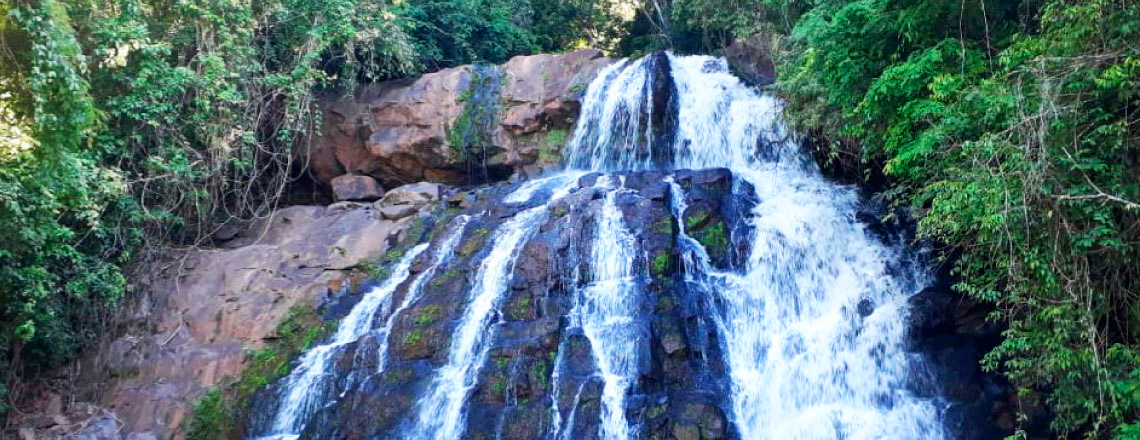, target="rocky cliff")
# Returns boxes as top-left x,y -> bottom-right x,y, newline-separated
304,49 -> 613,191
